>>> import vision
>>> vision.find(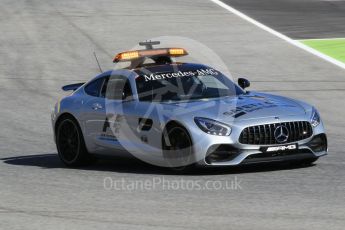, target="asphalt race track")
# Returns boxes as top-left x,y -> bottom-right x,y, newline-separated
1,0 -> 345,229
221,0 -> 345,39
